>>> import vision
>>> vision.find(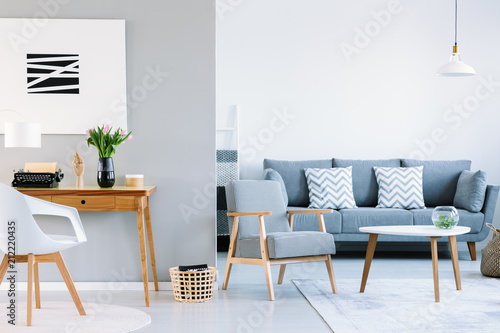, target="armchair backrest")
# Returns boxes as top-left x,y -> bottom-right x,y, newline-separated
0,183 -> 54,255
226,180 -> 290,238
